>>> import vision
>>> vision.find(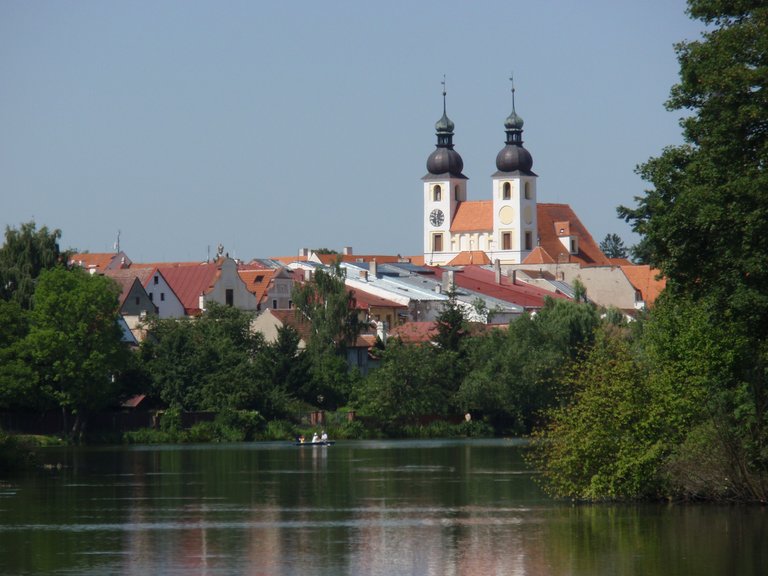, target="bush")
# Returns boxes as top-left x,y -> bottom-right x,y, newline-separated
215,409 -> 265,441
258,419 -> 297,441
